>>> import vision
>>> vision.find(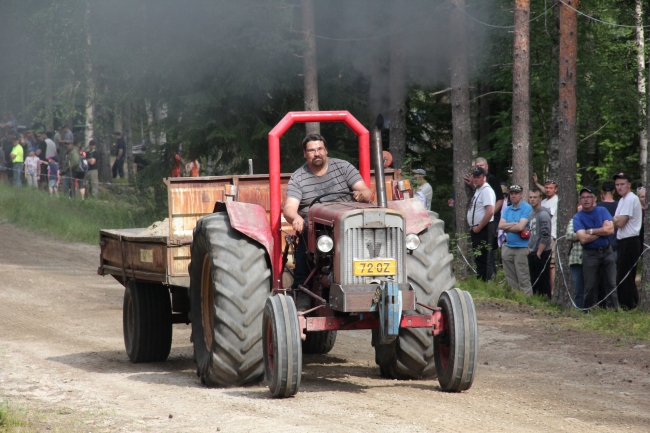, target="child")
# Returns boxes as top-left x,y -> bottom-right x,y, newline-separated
24,147 -> 40,188
47,155 -> 60,195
